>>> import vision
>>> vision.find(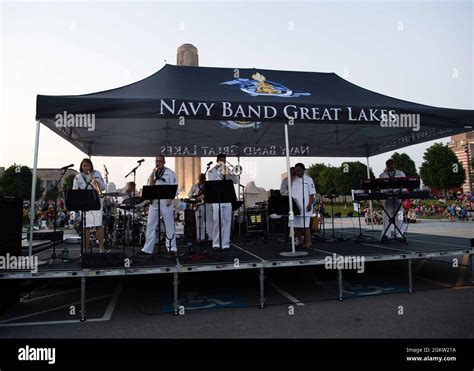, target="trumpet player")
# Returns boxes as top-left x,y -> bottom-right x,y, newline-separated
73,158 -> 106,253
140,155 -> 178,256
207,153 -> 237,250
